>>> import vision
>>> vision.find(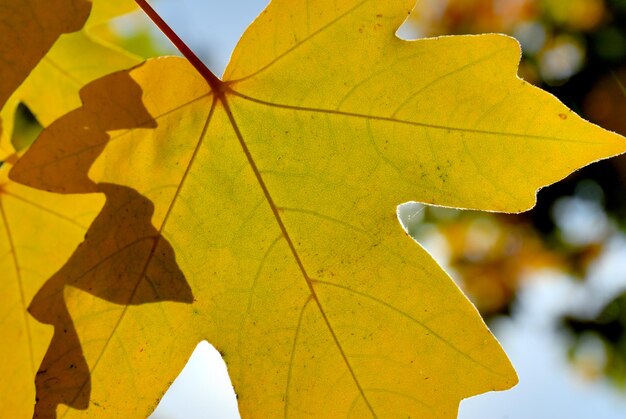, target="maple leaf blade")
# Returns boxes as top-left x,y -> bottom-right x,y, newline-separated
9,0 -> 626,417
224,0 -> 416,82
9,62 -> 206,417
28,183 -> 193,418
0,1 -> 176,416
228,28 -> 626,213
0,160 -> 103,417
14,54 -> 517,417
29,88 -> 513,418
225,99 -> 517,416
12,53 -> 511,415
